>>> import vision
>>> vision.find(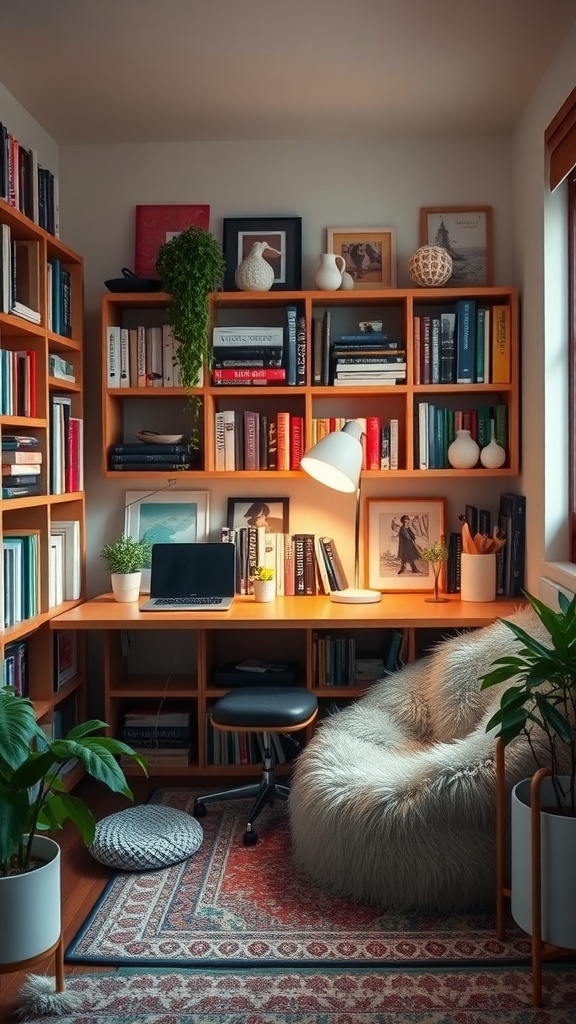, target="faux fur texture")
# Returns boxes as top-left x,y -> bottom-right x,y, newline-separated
289,607 -> 559,913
